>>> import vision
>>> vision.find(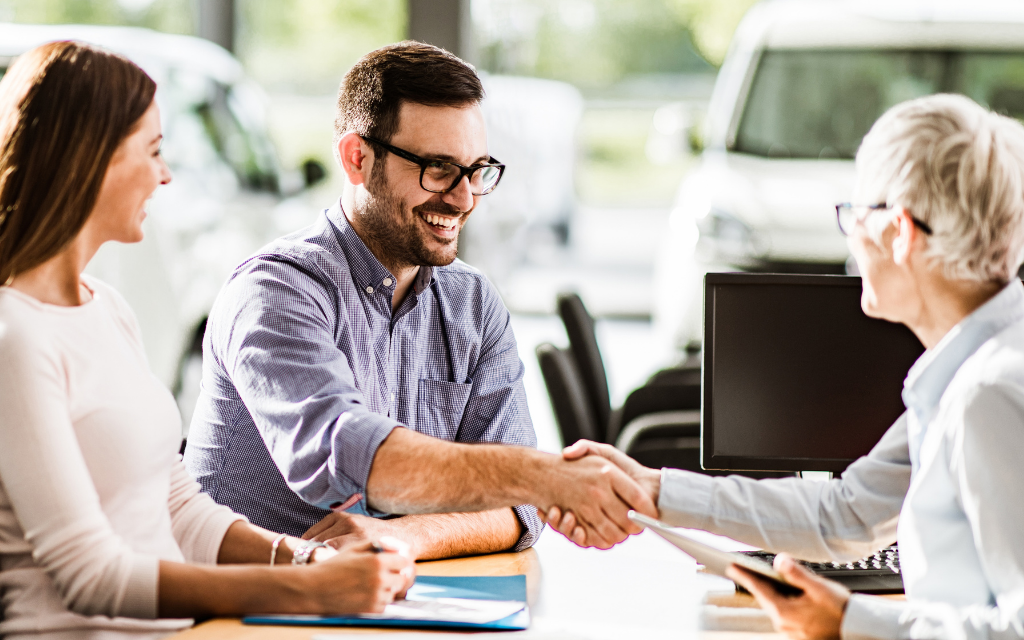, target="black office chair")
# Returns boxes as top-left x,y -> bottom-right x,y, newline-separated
535,343 -> 602,446
556,292 -> 701,444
